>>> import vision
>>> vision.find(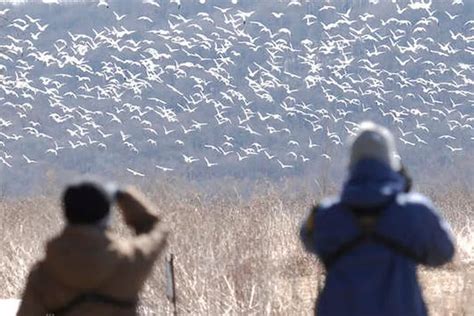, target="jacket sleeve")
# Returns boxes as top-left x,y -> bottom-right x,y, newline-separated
411,196 -> 455,267
300,204 -> 319,254
17,264 -> 48,316
116,187 -> 168,266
